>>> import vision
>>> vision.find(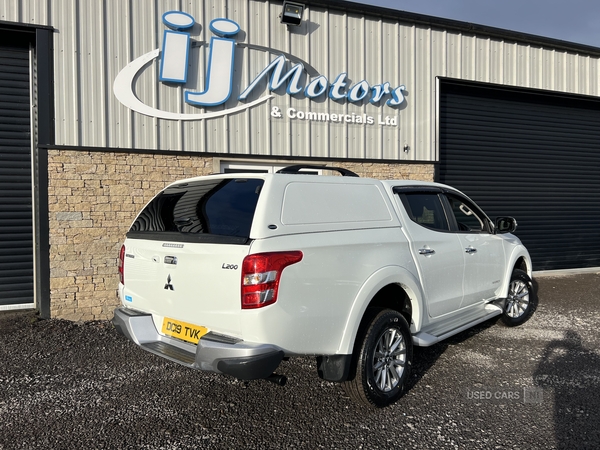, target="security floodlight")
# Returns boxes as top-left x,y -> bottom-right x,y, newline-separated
280,1 -> 304,26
